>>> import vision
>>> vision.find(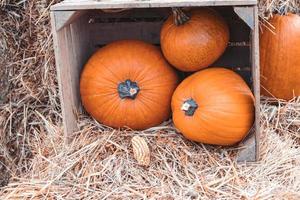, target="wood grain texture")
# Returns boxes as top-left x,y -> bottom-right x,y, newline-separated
237,6 -> 259,162
236,127 -> 256,162
54,11 -> 88,31
87,8 -> 251,83
51,11 -> 91,141
253,5 -> 260,161
51,0 -> 257,11
233,6 -> 254,29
